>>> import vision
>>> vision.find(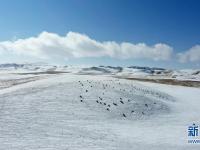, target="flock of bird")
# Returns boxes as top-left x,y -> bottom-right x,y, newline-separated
78,79 -> 170,119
